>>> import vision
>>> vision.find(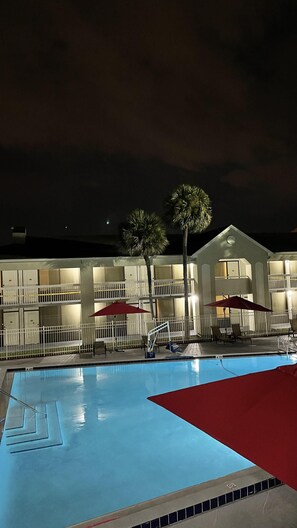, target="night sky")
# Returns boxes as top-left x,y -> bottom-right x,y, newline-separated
1,0 -> 297,244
